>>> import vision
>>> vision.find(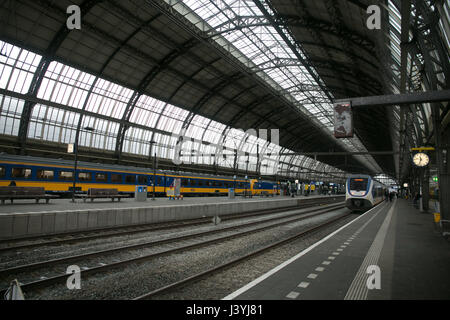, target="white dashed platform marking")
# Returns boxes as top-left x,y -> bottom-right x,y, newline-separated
298,282 -> 310,288
315,267 -> 325,272
286,291 -> 300,299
